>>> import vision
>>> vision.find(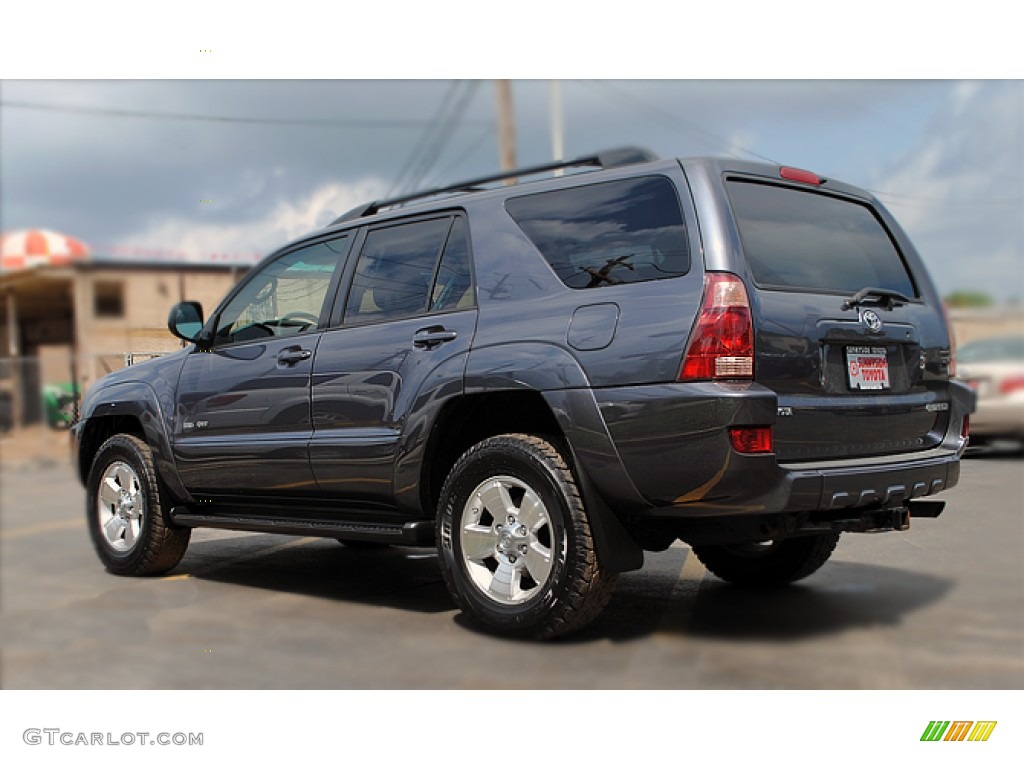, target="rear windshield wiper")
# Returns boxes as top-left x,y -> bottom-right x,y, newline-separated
842,287 -> 911,311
